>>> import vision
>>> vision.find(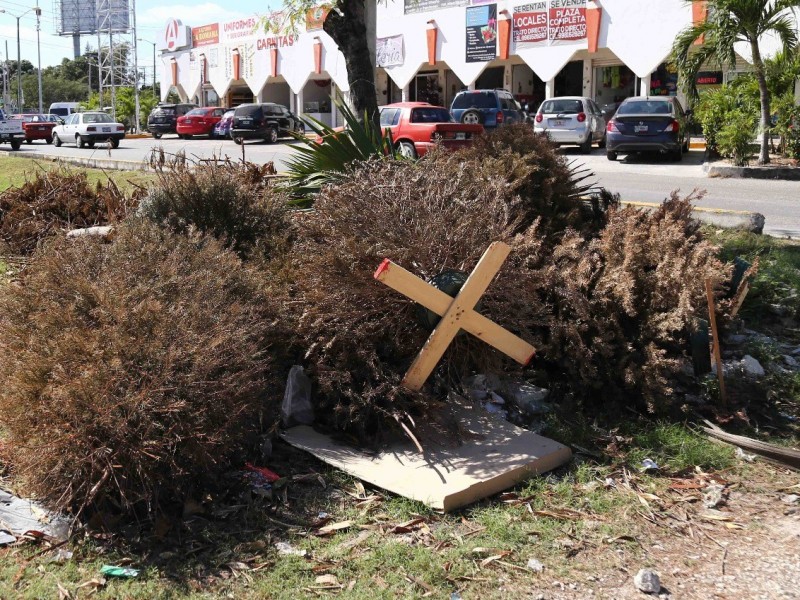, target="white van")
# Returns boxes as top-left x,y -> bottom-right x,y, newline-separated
48,102 -> 81,118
